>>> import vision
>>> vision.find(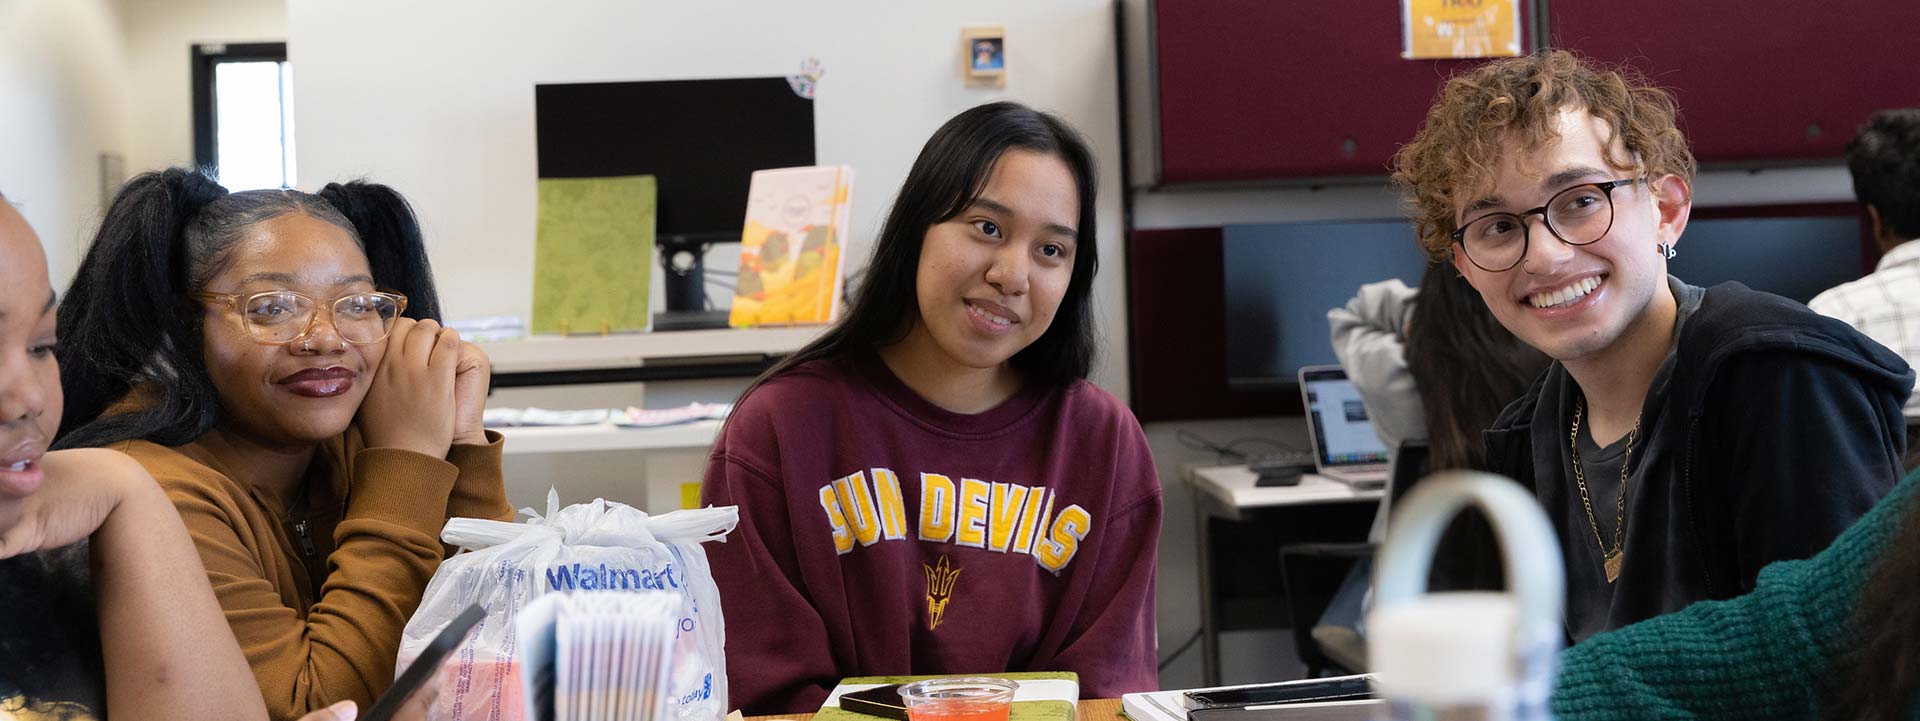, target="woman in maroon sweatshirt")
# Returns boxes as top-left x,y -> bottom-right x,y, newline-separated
701,102 -> 1161,714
